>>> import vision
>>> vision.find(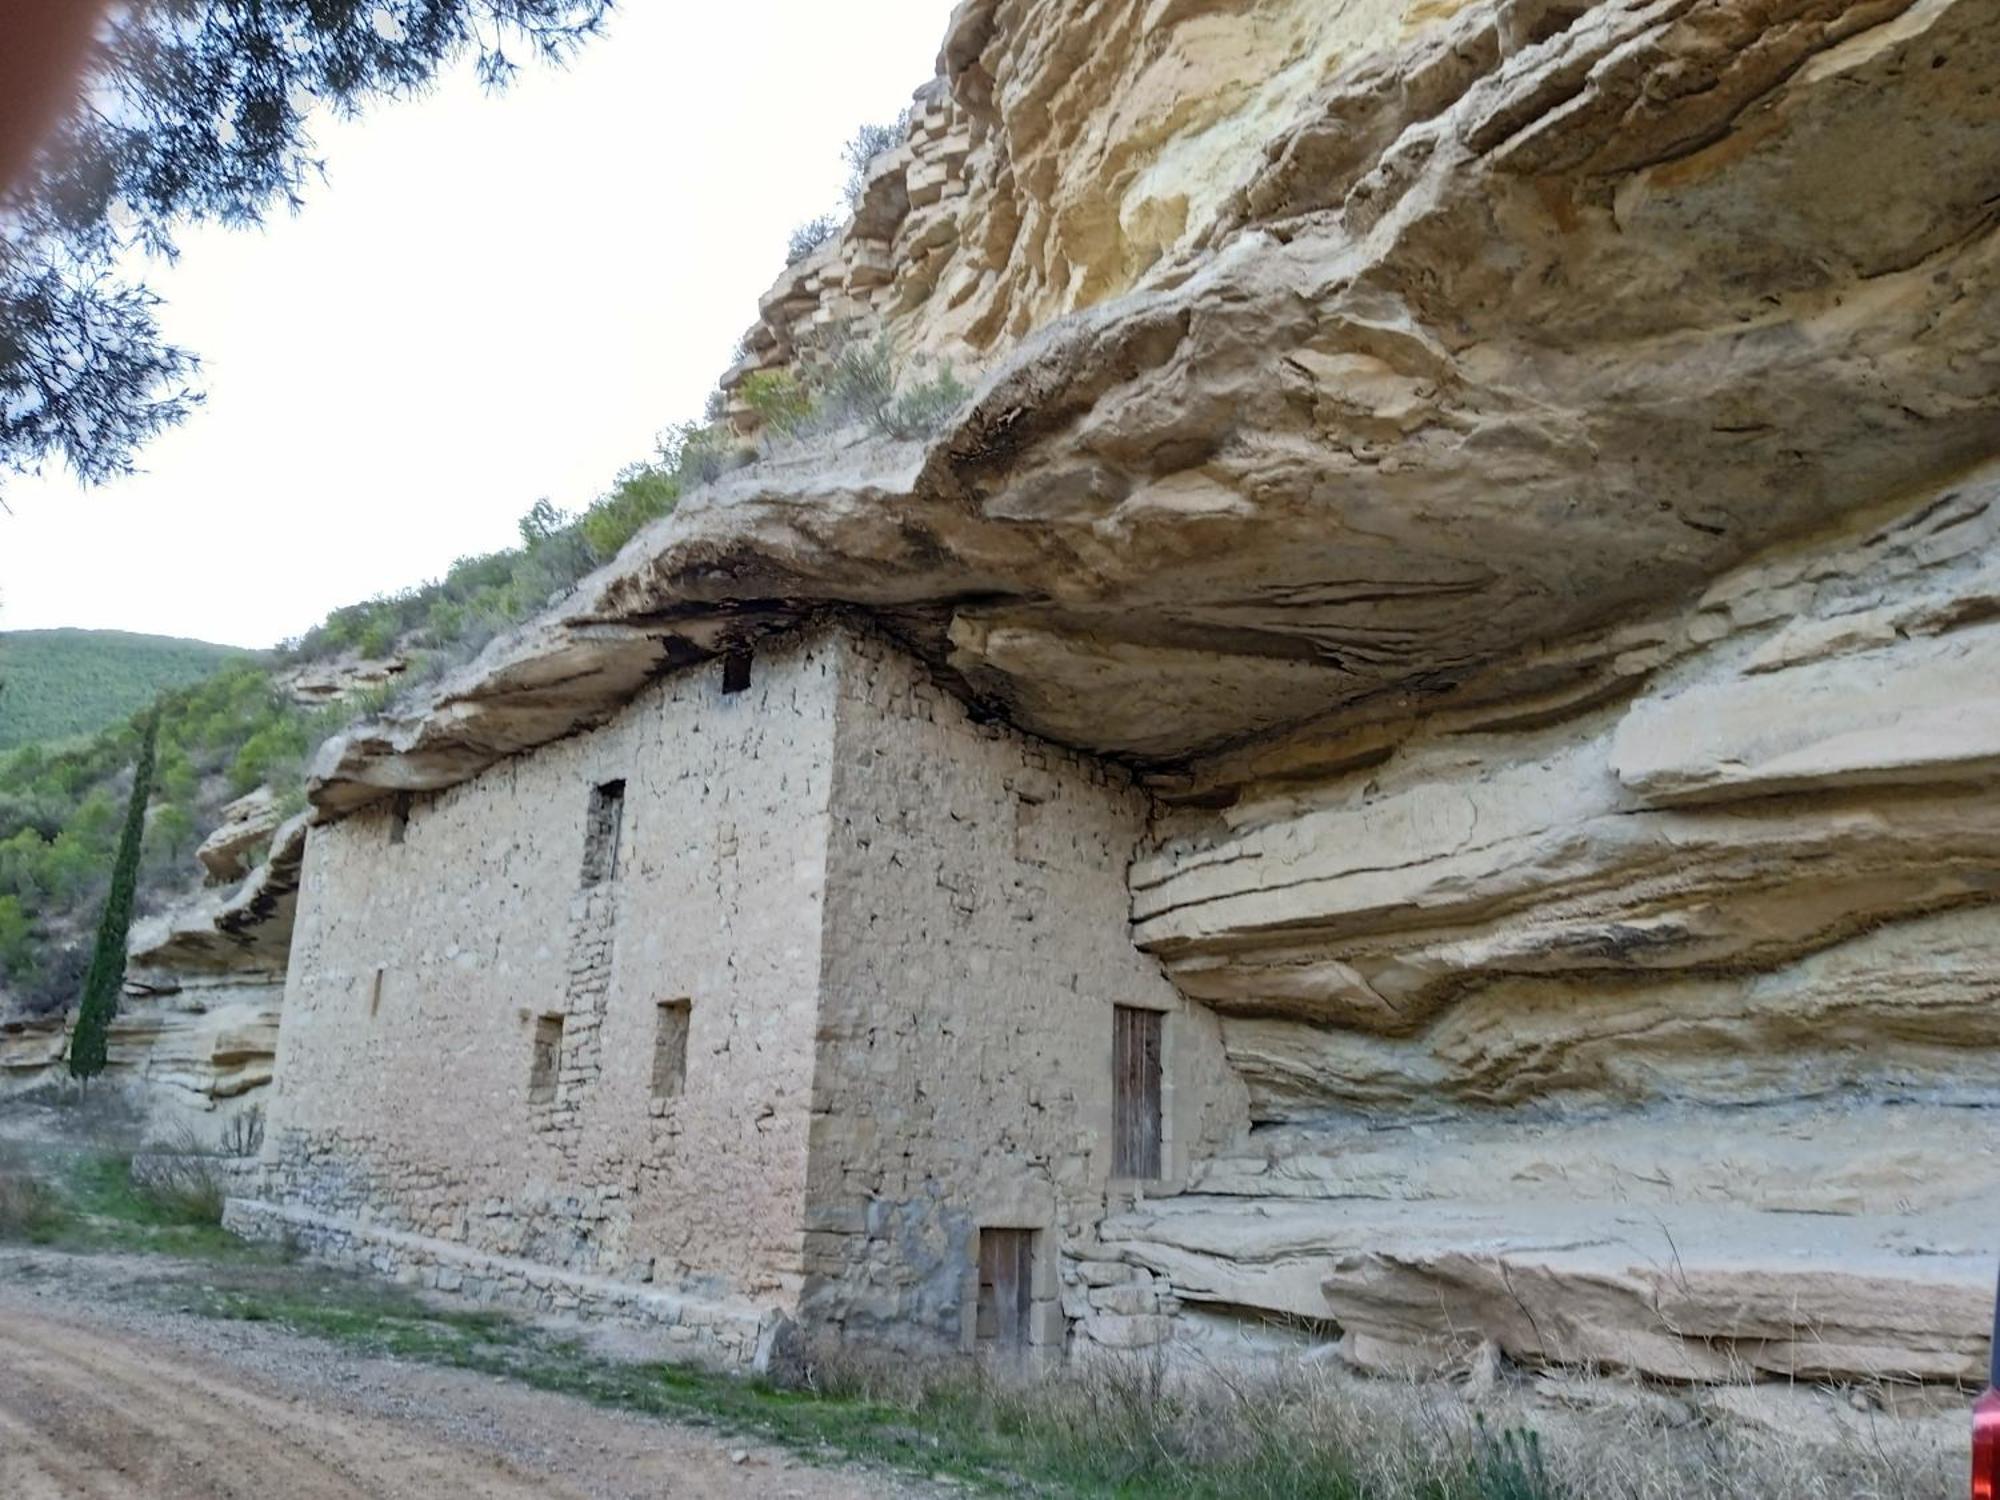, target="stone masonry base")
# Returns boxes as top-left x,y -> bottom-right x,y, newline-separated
223,1197 -> 787,1372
